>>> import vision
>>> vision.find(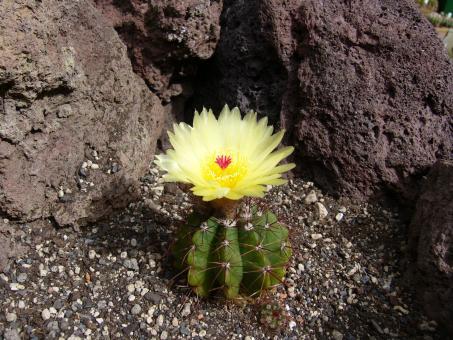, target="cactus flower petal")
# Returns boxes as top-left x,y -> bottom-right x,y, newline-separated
155,105 -> 295,201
